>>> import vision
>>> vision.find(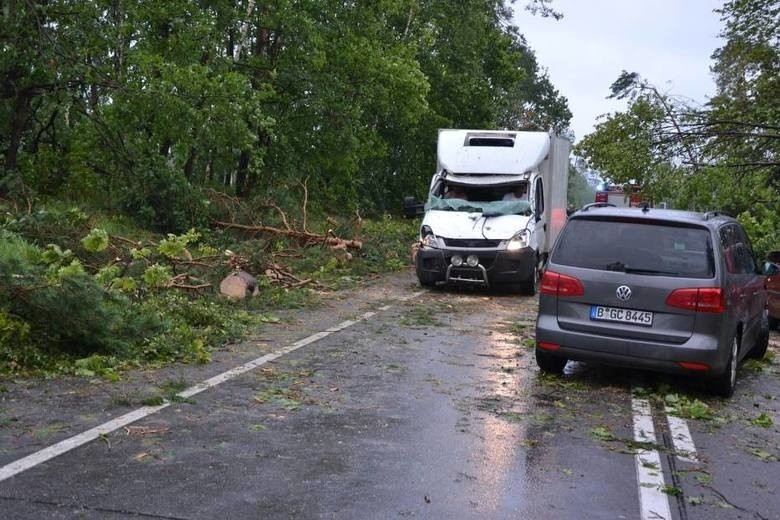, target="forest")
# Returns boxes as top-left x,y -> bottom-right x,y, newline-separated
0,0 -> 776,375
1,0 -> 571,224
